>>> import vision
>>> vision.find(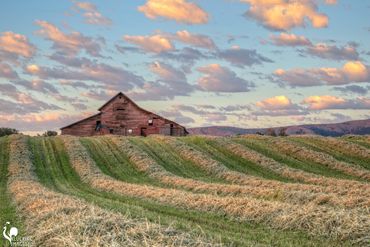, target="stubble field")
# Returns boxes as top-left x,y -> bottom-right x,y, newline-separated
1,134 -> 370,246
